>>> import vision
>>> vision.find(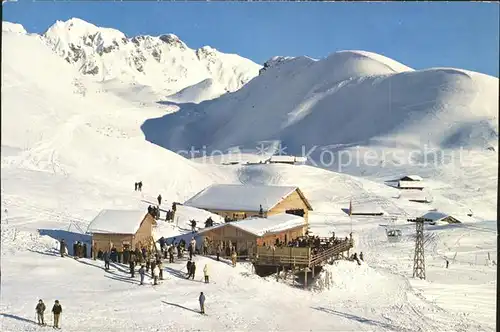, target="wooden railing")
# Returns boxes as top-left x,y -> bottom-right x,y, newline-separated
254,246 -> 310,266
309,240 -> 353,266
253,239 -> 353,267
